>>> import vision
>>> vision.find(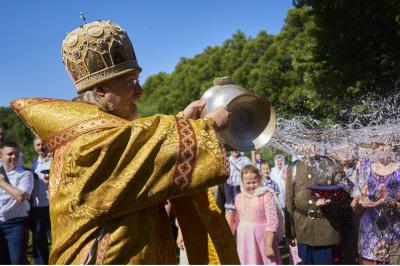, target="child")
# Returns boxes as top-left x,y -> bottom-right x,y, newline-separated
233,165 -> 282,265
260,161 -> 280,197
